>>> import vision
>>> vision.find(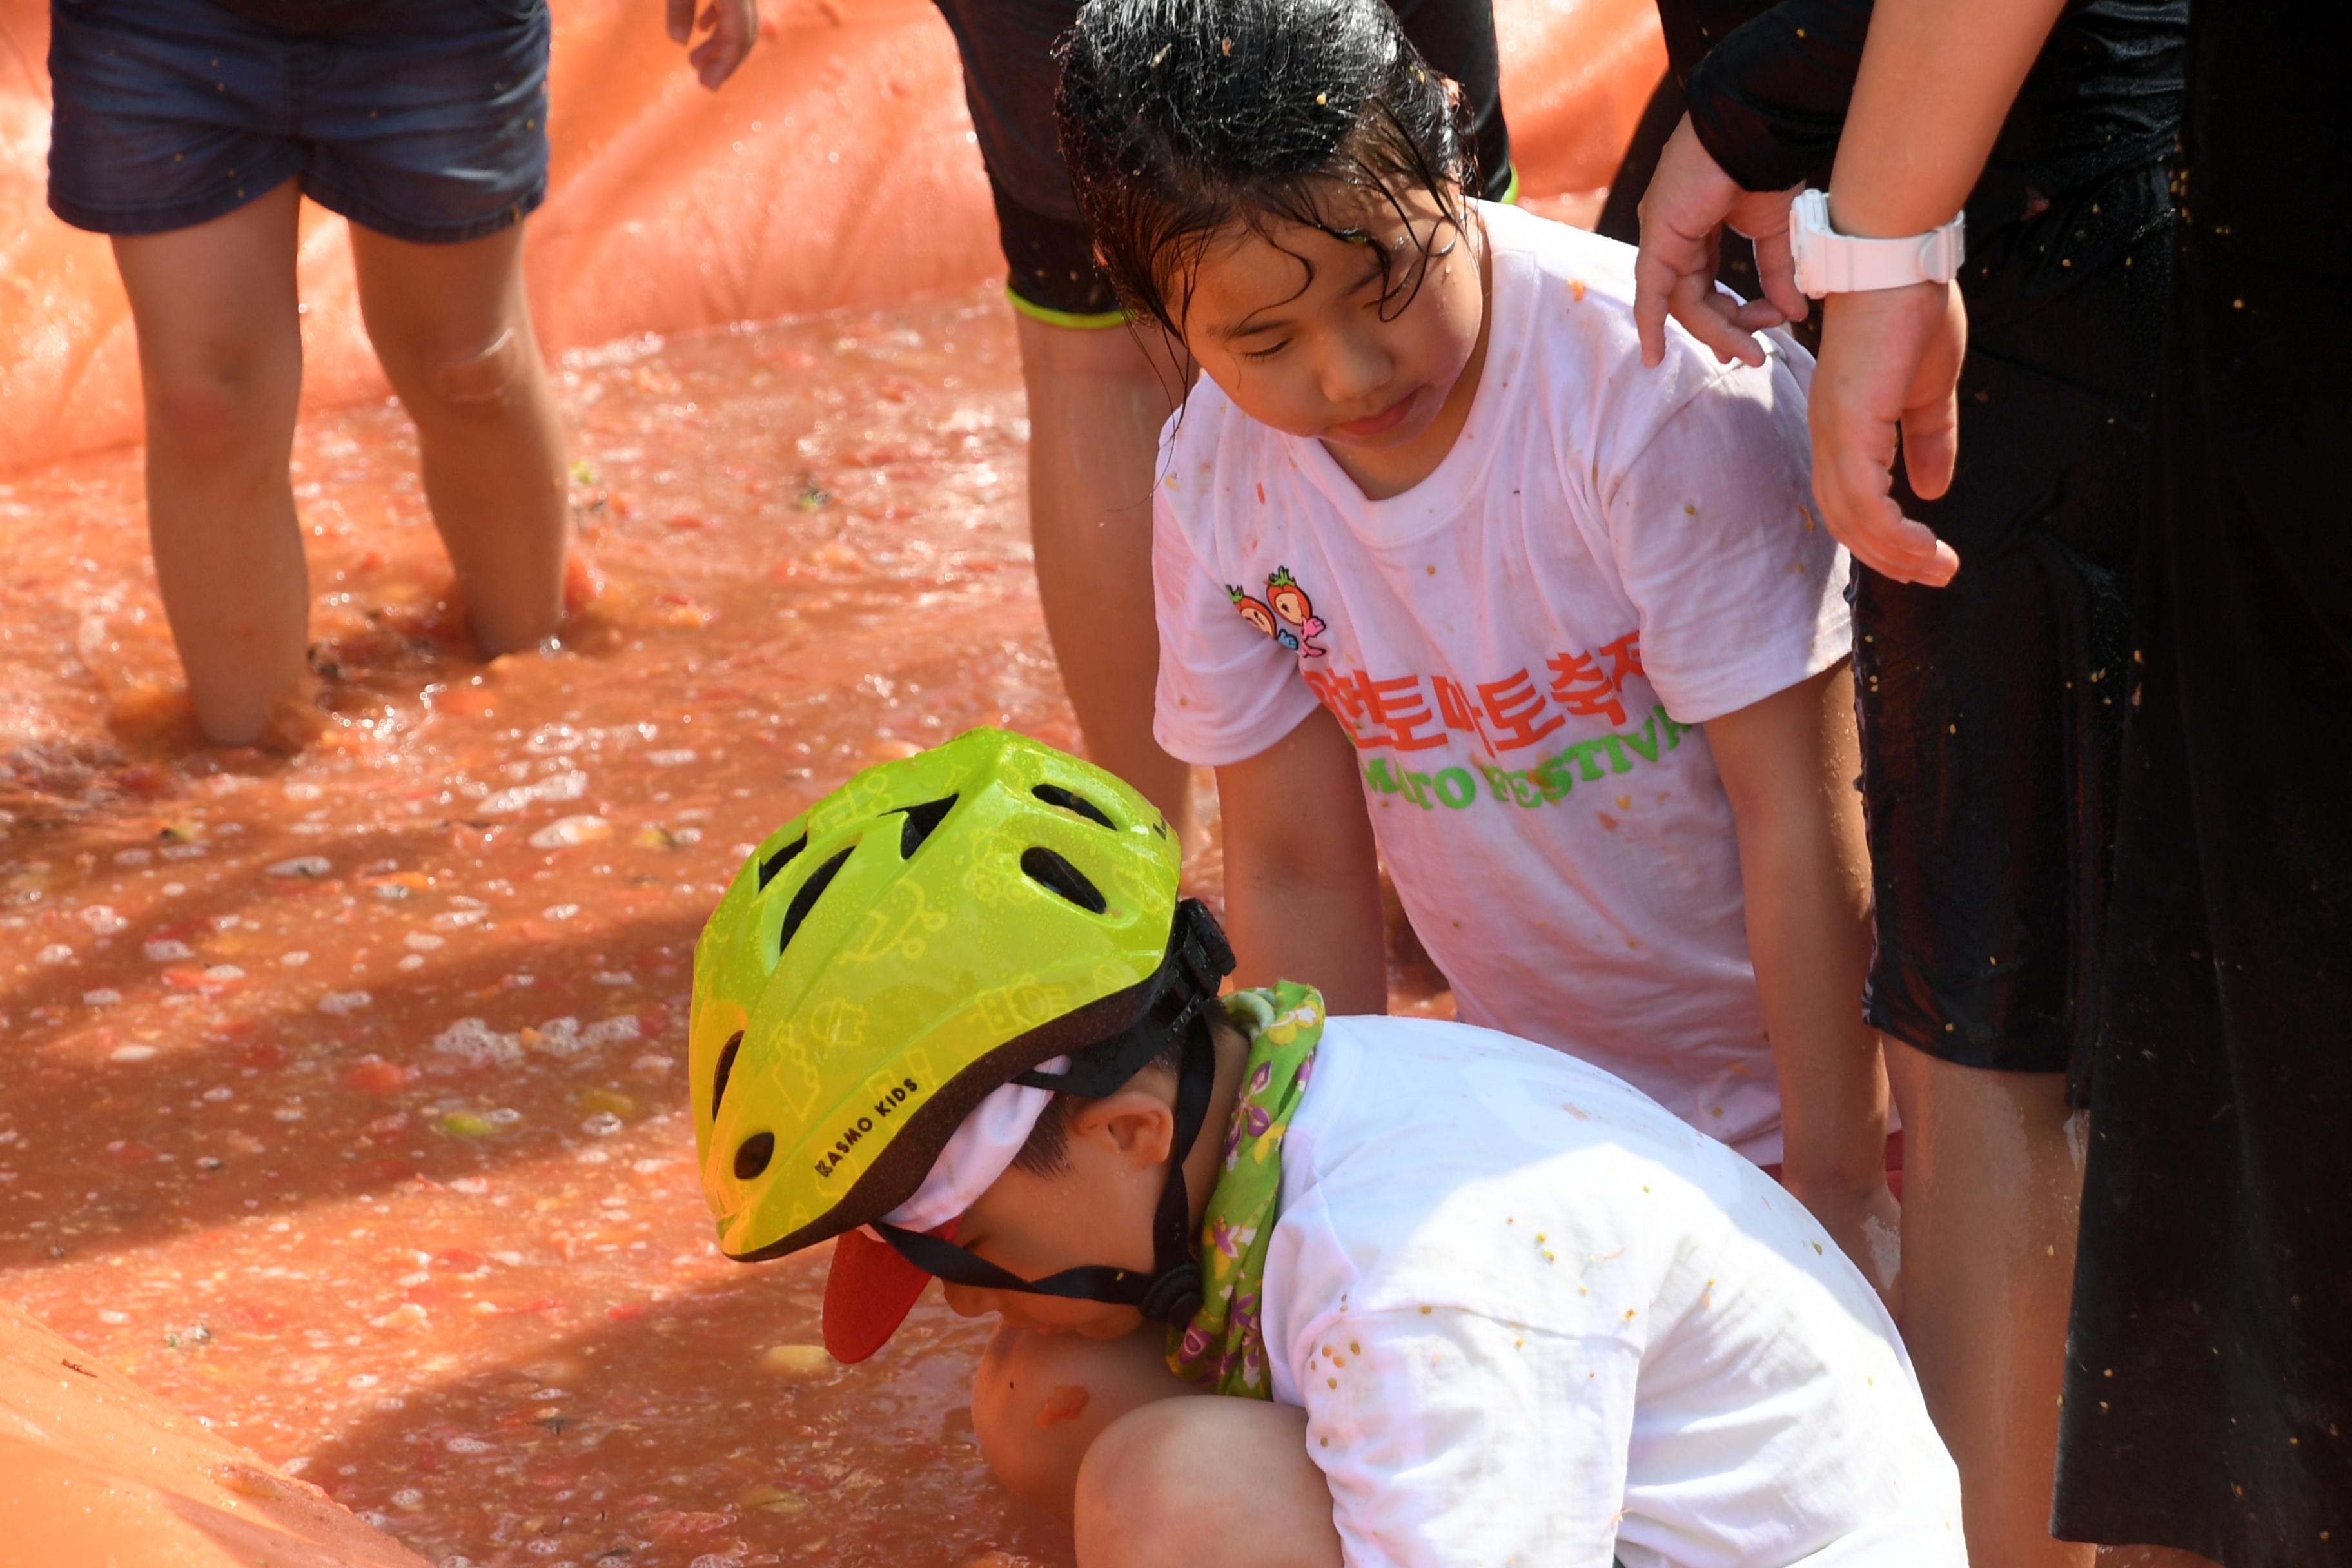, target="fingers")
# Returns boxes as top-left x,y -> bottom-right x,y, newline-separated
1634,115 -> 1745,369
1632,239 -> 1682,369
1726,184 -> 1808,326
1750,222 -> 1809,326
691,0 -> 760,88
1821,483 -> 1955,586
1896,286 -> 1967,501
1671,277 -> 1771,369
1808,284 -> 1966,586
1815,446 -> 1959,587
1811,375 -> 1957,586
1725,297 -> 1790,333
1899,393 -> 1959,504
1844,491 -> 1959,587
666,0 -> 694,44
1638,226 -> 1779,369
